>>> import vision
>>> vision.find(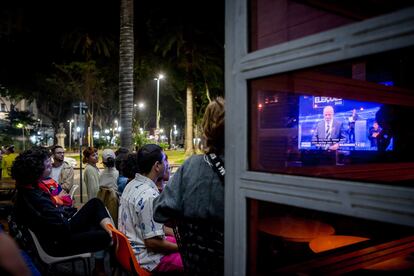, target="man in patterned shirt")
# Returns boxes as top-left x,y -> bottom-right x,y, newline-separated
118,144 -> 183,272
